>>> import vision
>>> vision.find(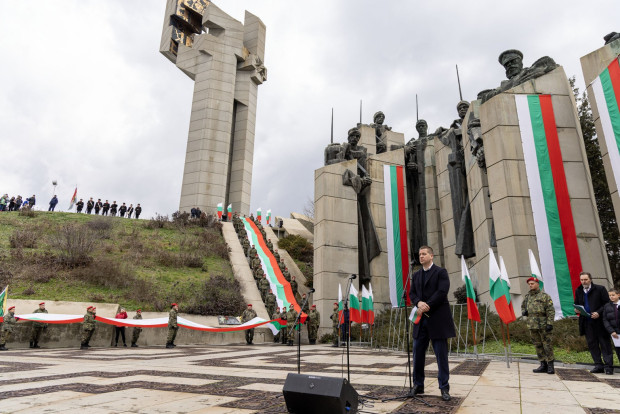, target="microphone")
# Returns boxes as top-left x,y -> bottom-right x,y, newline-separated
309,288 -> 316,293
349,274 -> 357,280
